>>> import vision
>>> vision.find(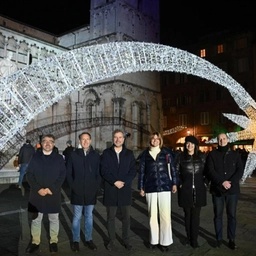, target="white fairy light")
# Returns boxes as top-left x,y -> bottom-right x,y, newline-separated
163,126 -> 186,136
0,42 -> 255,182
